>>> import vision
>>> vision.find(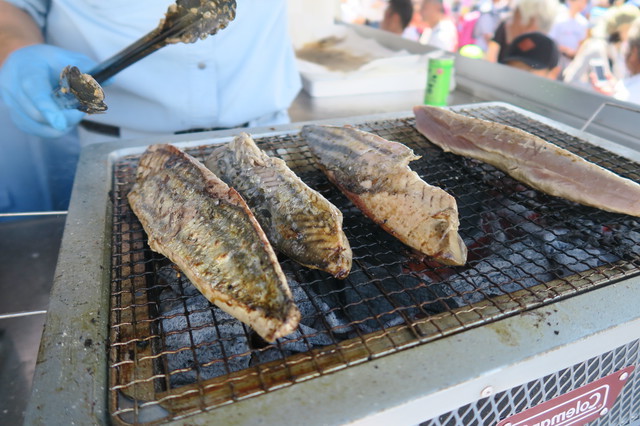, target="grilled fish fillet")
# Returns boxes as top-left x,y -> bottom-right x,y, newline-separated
128,144 -> 300,342
301,125 -> 467,266
204,133 -> 352,278
413,105 -> 640,217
